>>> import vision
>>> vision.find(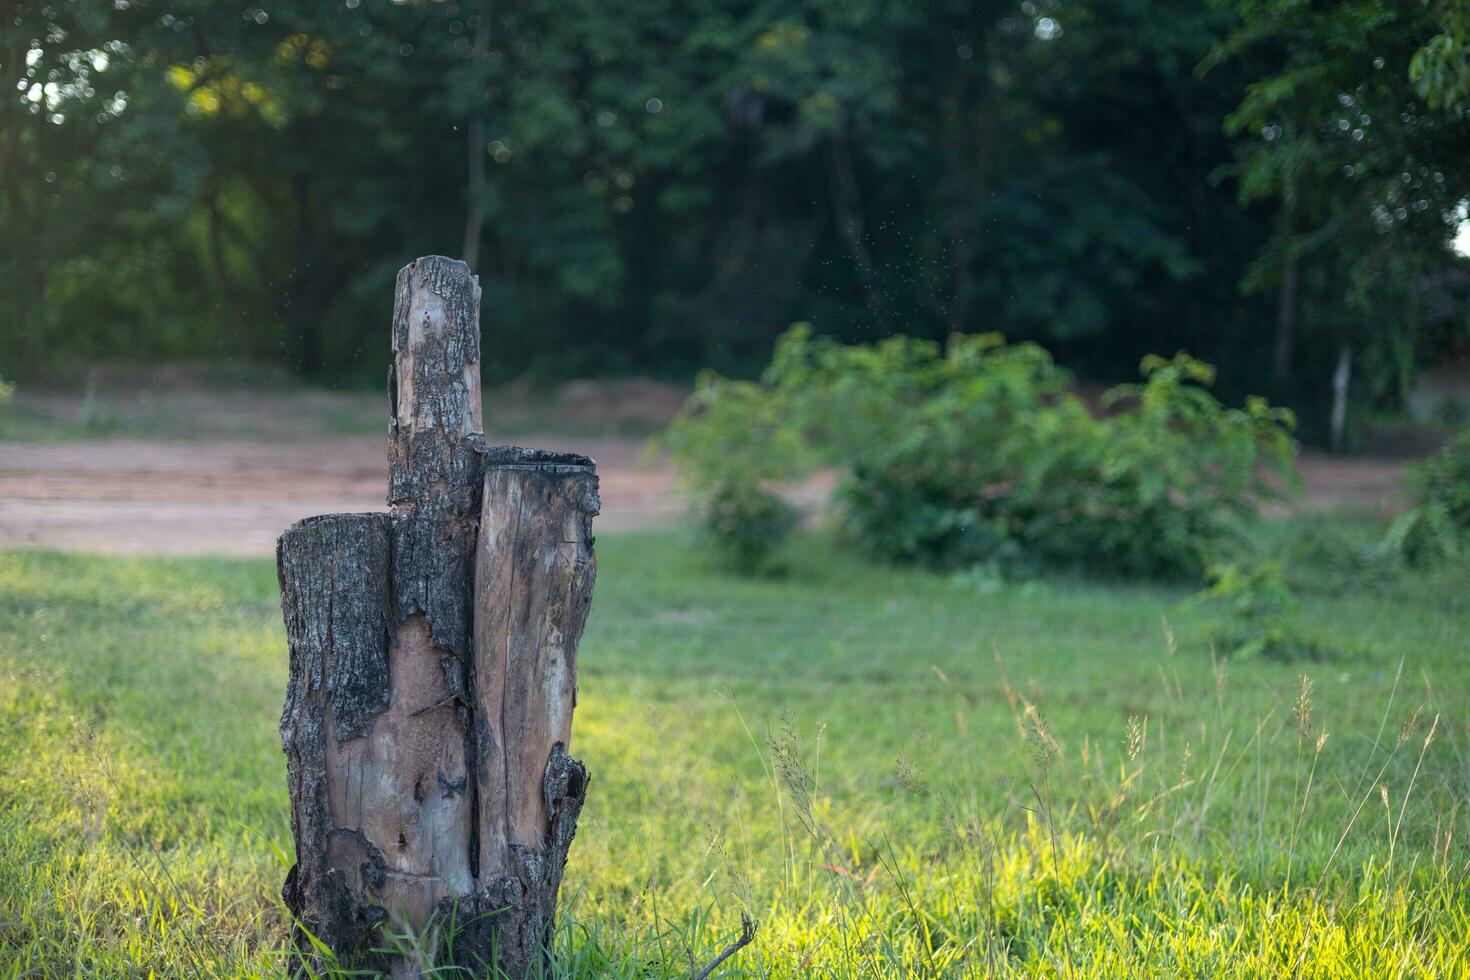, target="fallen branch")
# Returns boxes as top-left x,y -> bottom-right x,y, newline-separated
692,913 -> 757,980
